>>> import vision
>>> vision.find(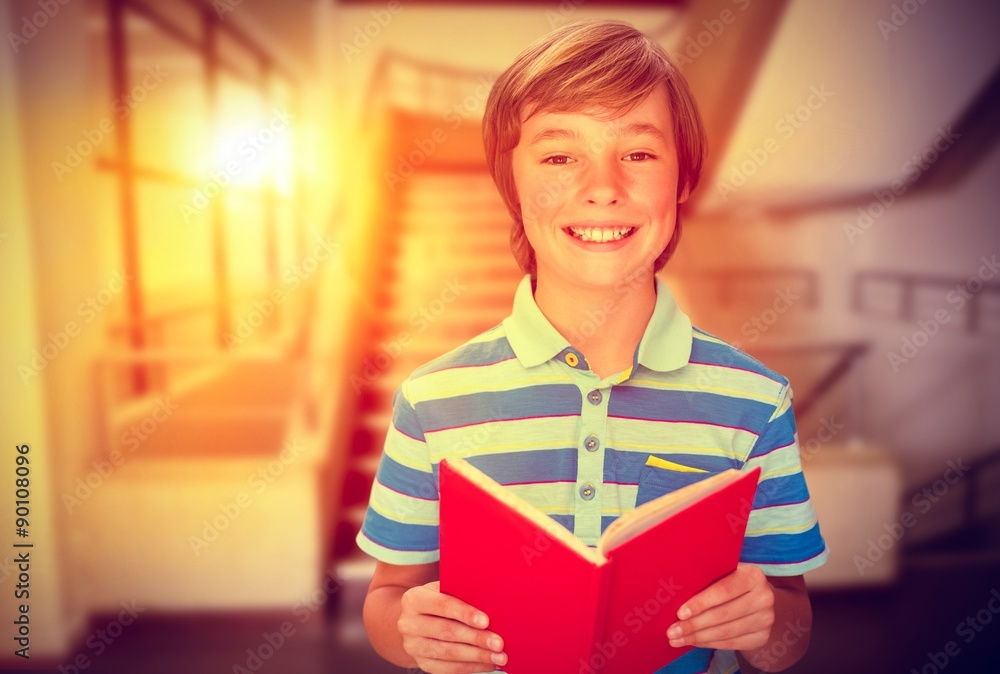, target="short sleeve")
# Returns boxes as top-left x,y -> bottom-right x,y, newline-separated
740,384 -> 829,576
355,382 -> 441,565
